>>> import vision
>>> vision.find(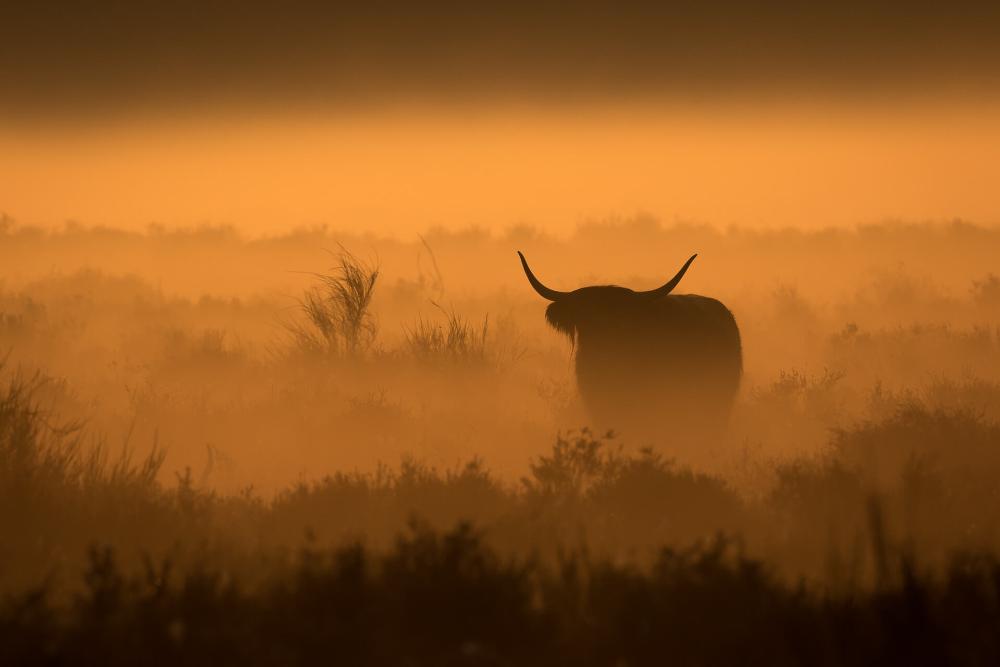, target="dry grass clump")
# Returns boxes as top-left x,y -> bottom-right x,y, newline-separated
0,364 -> 164,498
285,249 -> 506,372
0,364 -> 170,589
403,306 -> 490,365
286,248 -> 380,359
